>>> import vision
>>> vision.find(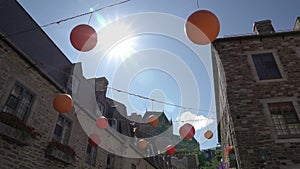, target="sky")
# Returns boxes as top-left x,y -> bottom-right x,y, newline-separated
18,0 -> 300,150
